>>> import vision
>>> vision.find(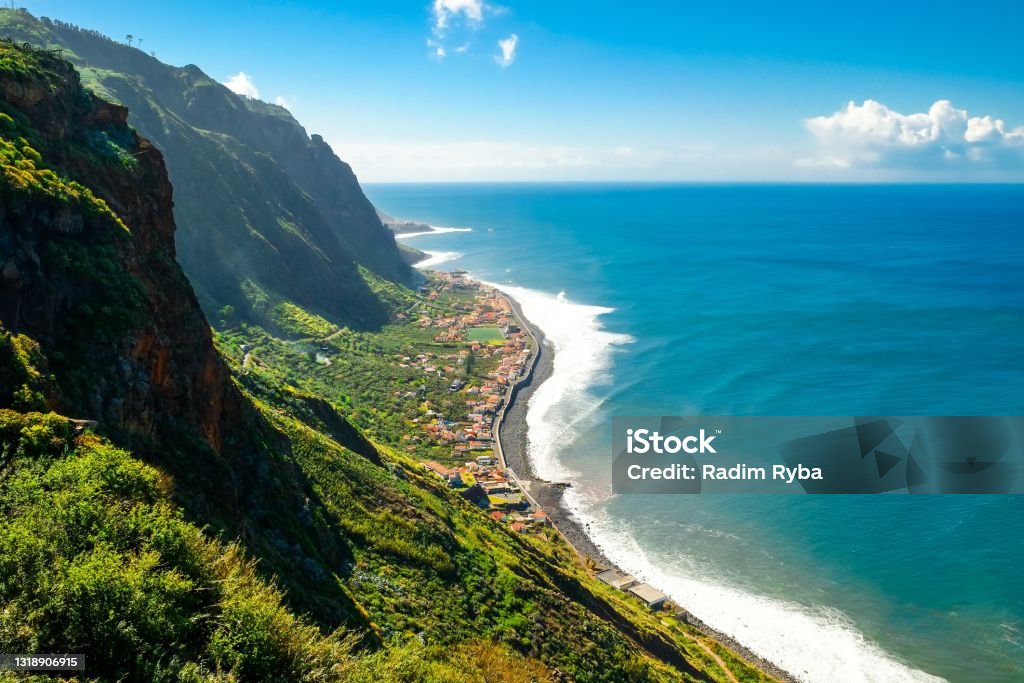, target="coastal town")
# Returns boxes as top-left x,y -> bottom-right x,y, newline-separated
407,272 -> 544,524
408,272 -> 673,611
